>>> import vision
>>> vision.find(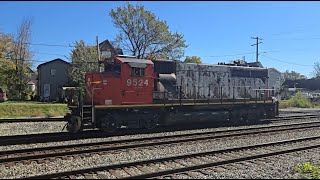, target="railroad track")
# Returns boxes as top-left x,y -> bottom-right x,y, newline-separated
21,135 -> 320,179
0,117 -> 66,123
0,113 -> 316,124
270,114 -> 319,122
1,121 -> 320,167
0,114 -> 318,147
